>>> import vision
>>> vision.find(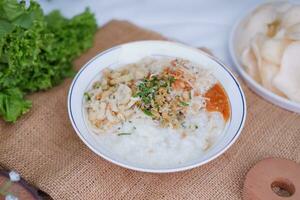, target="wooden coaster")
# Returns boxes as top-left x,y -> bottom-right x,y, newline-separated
243,158 -> 300,200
